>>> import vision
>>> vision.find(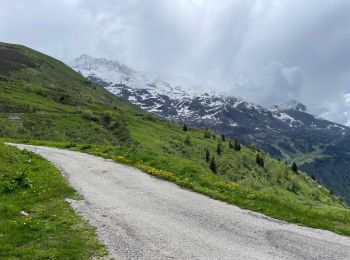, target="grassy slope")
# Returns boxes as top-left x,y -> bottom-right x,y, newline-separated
0,143 -> 106,259
1,42 -> 350,236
